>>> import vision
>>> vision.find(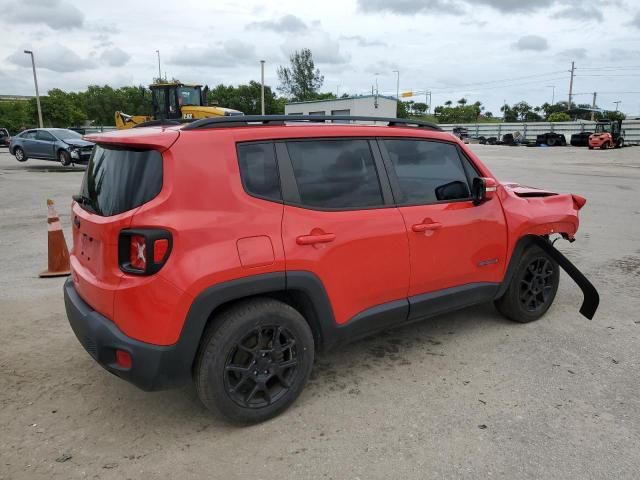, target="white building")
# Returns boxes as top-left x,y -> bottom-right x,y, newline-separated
284,95 -> 398,121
